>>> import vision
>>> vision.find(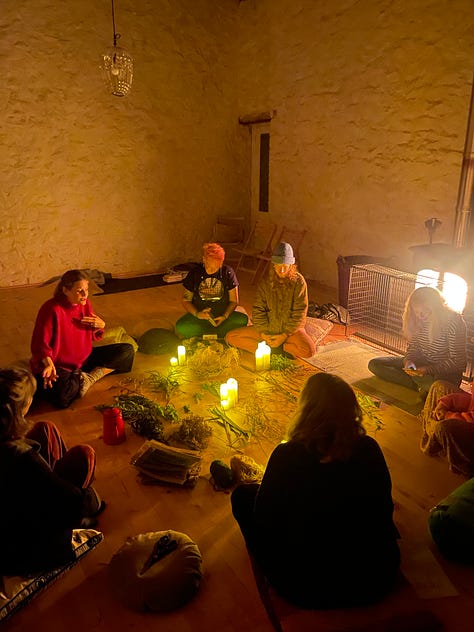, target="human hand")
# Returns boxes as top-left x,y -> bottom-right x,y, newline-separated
213,315 -> 226,326
433,402 -> 447,420
263,333 -> 287,348
42,360 -> 57,389
81,313 -> 105,329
